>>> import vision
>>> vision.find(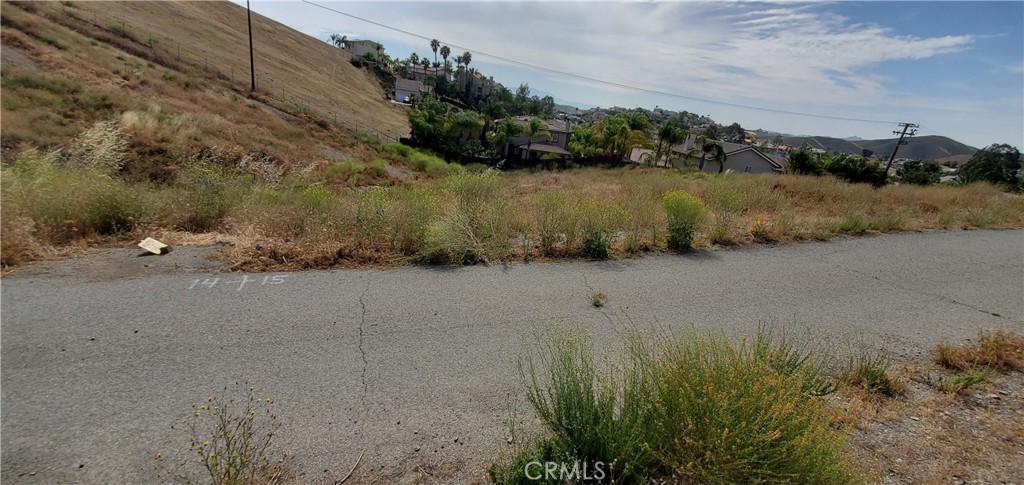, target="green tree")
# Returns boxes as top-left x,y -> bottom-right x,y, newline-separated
430,39 -> 440,65
521,118 -> 551,160
568,124 -> 604,157
486,118 -> 522,156
786,145 -> 822,175
655,116 -> 688,166
689,135 -> 724,171
440,45 -> 451,75
896,160 -> 942,185
724,122 -> 745,142
822,154 -> 886,187
329,34 -> 347,49
447,110 -> 484,146
959,144 -> 1022,189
